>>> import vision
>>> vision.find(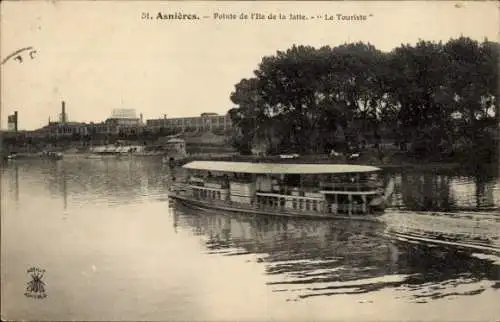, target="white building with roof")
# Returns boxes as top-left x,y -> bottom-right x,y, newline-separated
111,108 -> 137,119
